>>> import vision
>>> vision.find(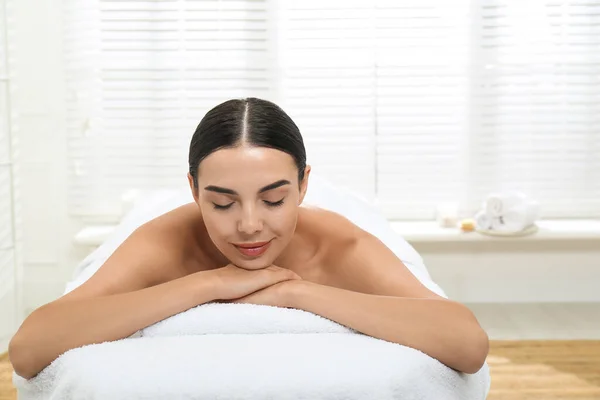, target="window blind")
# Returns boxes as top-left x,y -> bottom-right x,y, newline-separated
274,0 -> 377,203
65,0 -> 600,220
468,0 -> 600,218
65,0 -> 273,218
374,0 -> 472,219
